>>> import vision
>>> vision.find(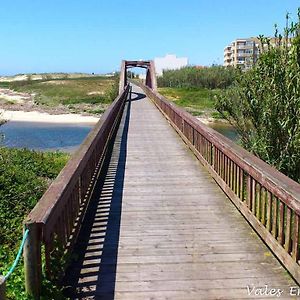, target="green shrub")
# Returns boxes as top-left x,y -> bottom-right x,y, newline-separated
215,10 -> 300,182
0,148 -> 69,299
158,87 -> 219,116
157,65 -> 237,89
